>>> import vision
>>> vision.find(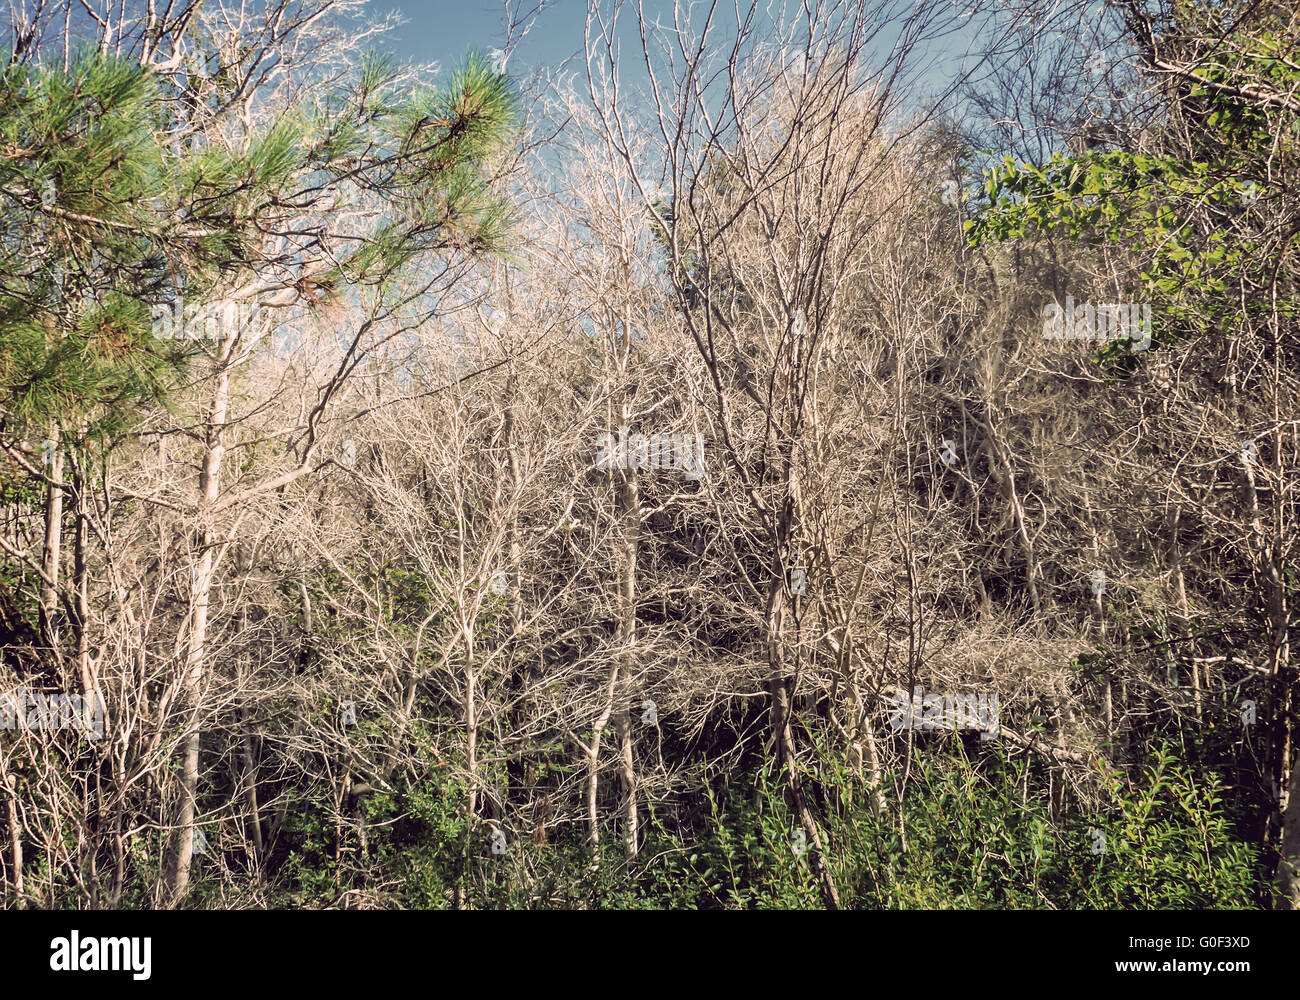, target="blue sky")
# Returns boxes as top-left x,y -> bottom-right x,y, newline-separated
368,1 -> 603,74
365,0 -> 996,122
